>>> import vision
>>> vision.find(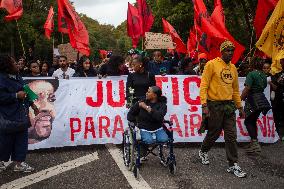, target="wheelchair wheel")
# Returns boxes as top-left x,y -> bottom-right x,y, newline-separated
122,128 -> 135,171
168,161 -> 176,175
159,144 -> 170,167
133,165 -> 139,179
